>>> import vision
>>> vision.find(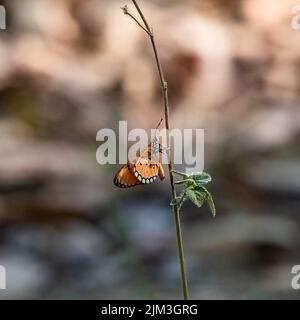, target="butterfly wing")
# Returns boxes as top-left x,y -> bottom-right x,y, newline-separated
158,163 -> 165,181
114,163 -> 141,188
132,158 -> 160,184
